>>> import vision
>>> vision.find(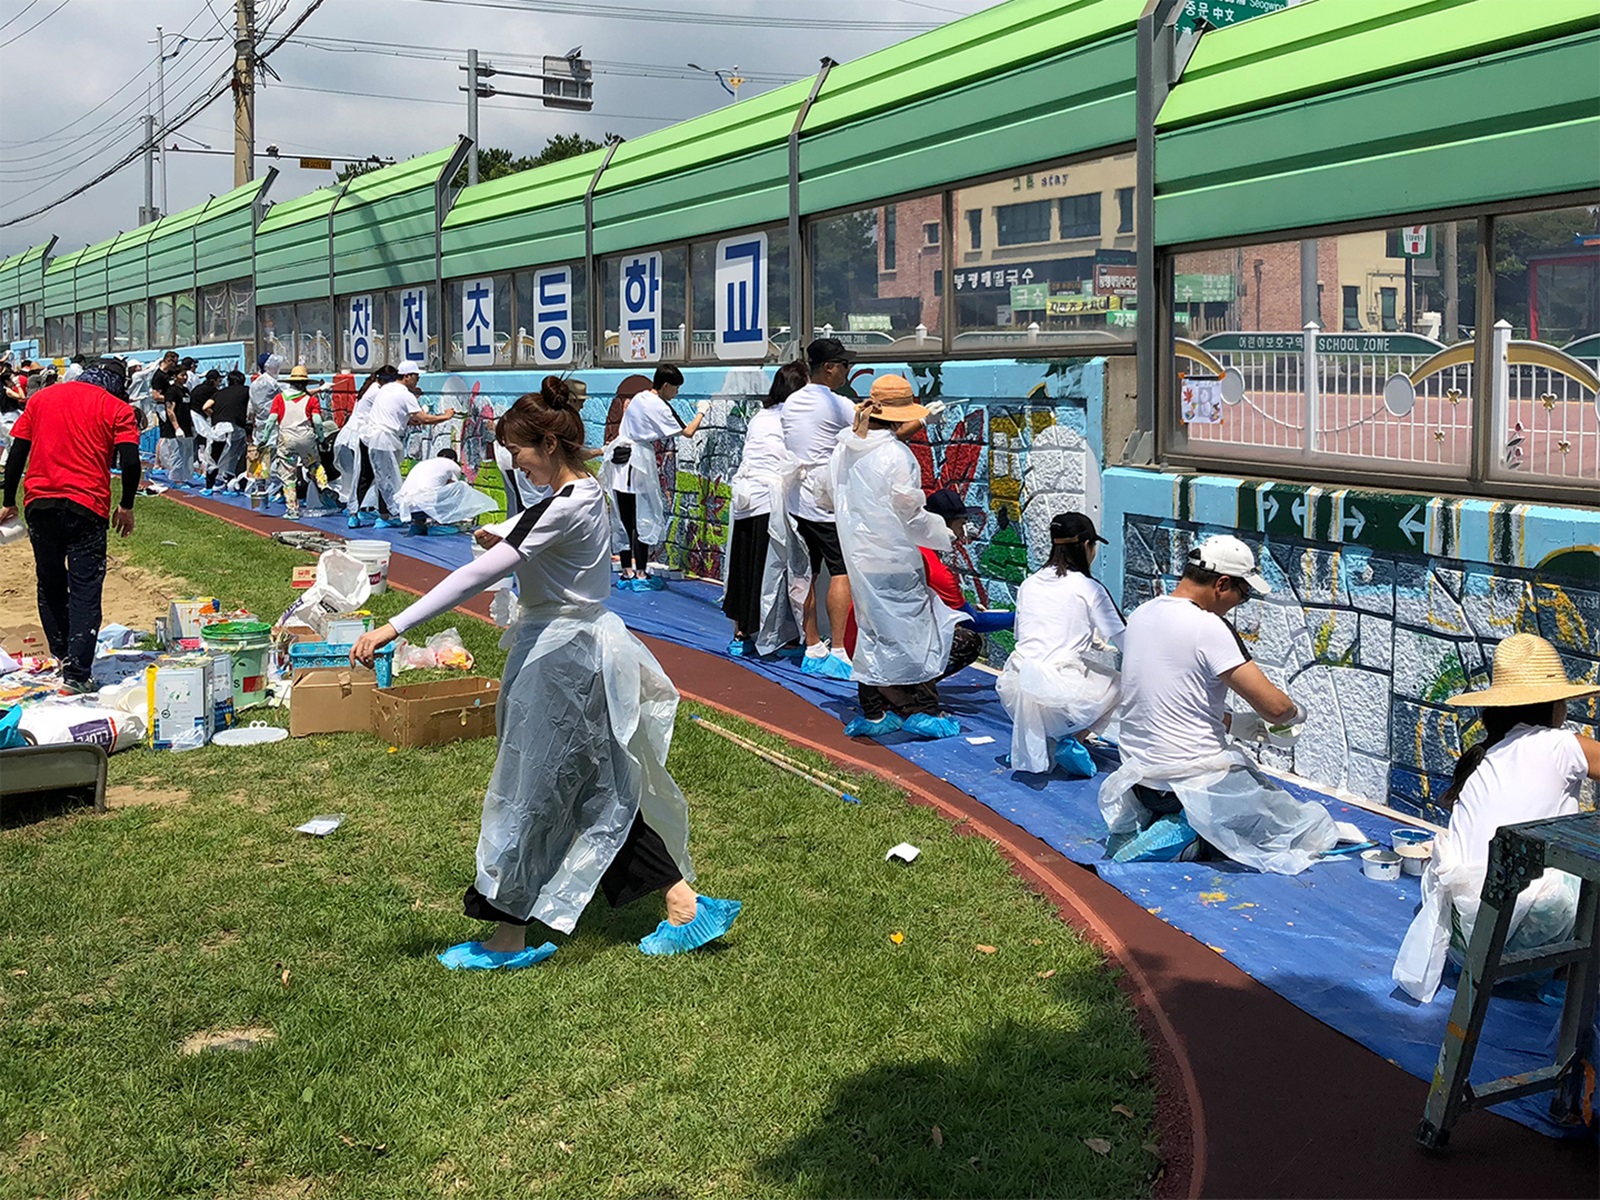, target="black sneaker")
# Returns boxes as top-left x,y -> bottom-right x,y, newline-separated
58,678 -> 99,696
